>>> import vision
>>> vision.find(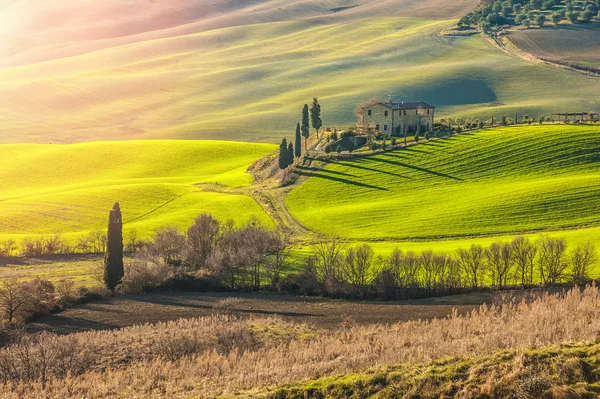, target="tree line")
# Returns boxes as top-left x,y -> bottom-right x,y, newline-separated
101,206 -> 597,300
459,0 -> 599,31
1,206 -> 598,327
